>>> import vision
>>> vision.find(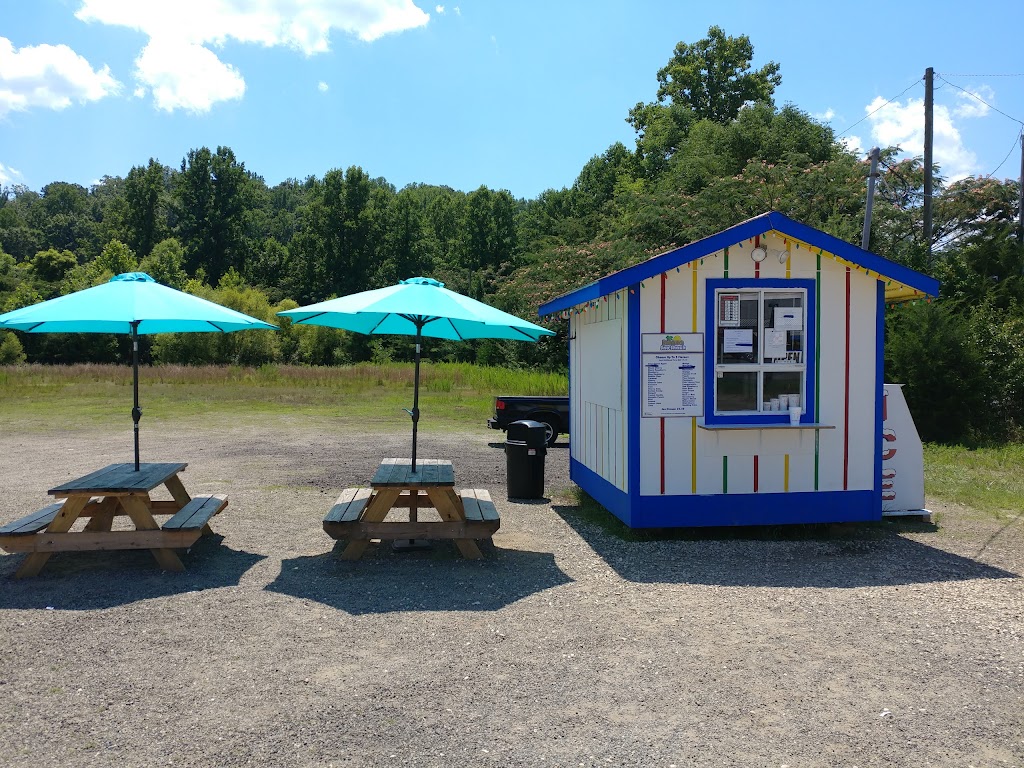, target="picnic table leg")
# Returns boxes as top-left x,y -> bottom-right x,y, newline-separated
426,488 -> 482,559
340,488 -> 401,561
14,496 -> 90,579
119,495 -> 185,572
83,497 -> 118,532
